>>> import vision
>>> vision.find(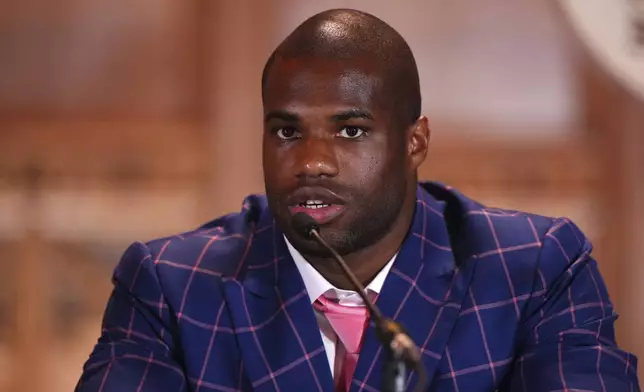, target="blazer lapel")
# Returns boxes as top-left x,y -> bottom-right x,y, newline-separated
352,187 -> 478,391
224,210 -> 334,392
